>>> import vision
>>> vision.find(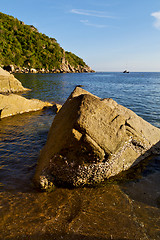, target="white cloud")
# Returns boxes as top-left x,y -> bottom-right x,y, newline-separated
80,20 -> 108,28
151,11 -> 160,29
71,9 -> 114,19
